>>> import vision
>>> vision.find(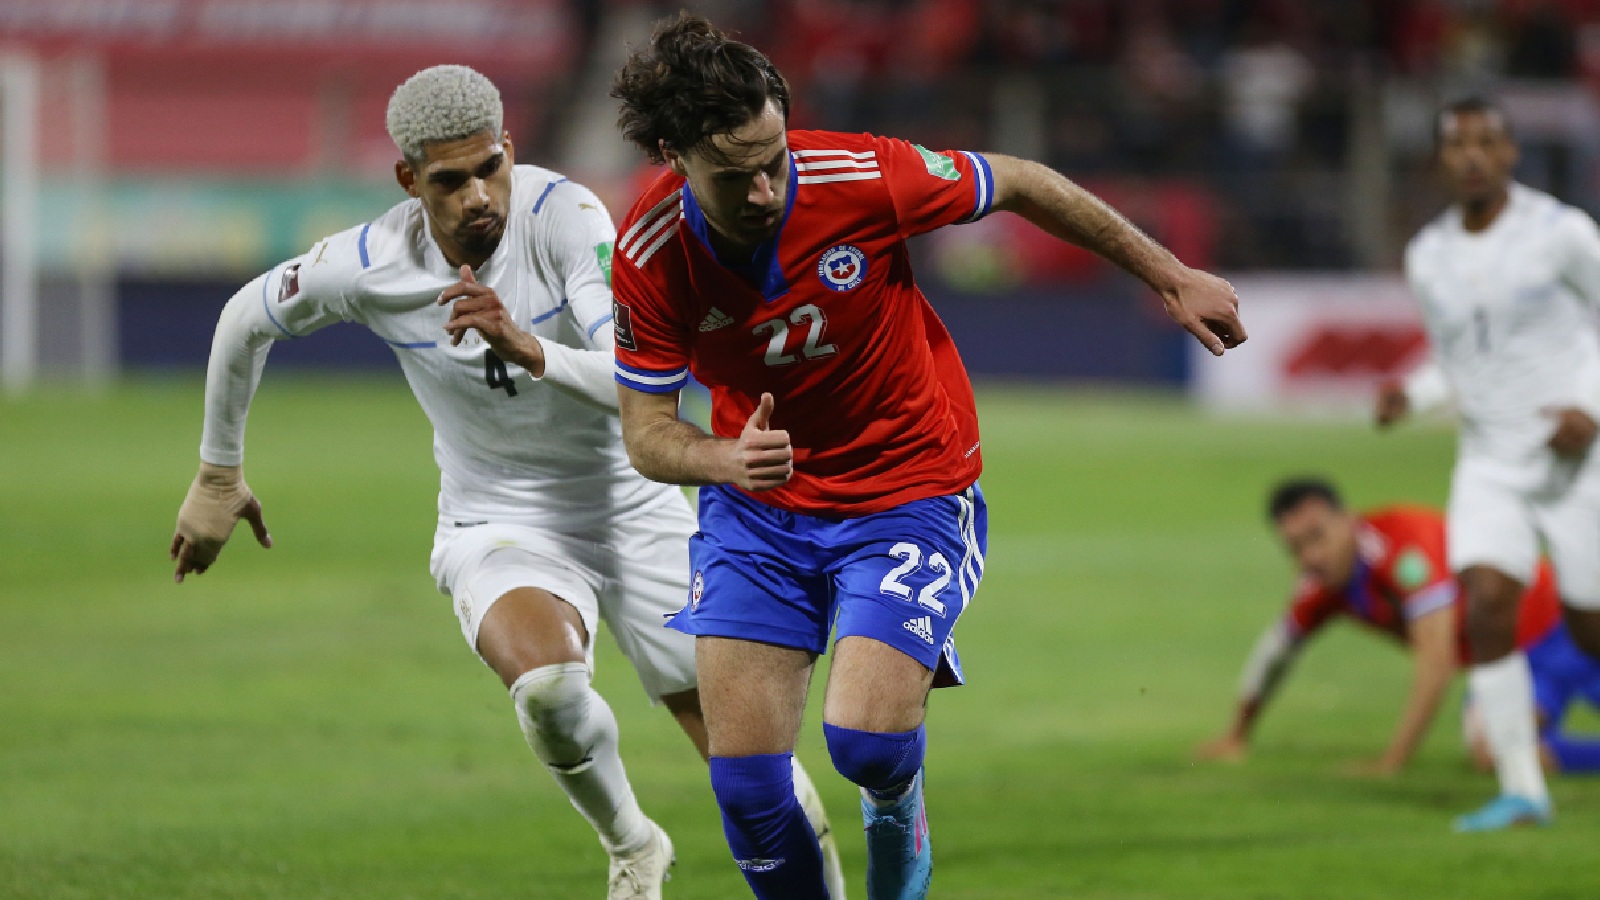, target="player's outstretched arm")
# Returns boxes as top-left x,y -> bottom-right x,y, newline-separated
1359,605 -> 1457,776
618,388 -> 793,491
985,154 -> 1245,356
175,229 -> 362,581
172,272 -> 284,583
1198,619 -> 1302,761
